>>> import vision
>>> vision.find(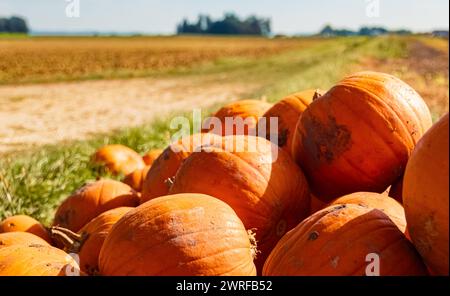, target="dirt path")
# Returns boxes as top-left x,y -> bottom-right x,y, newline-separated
0,76 -> 258,153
